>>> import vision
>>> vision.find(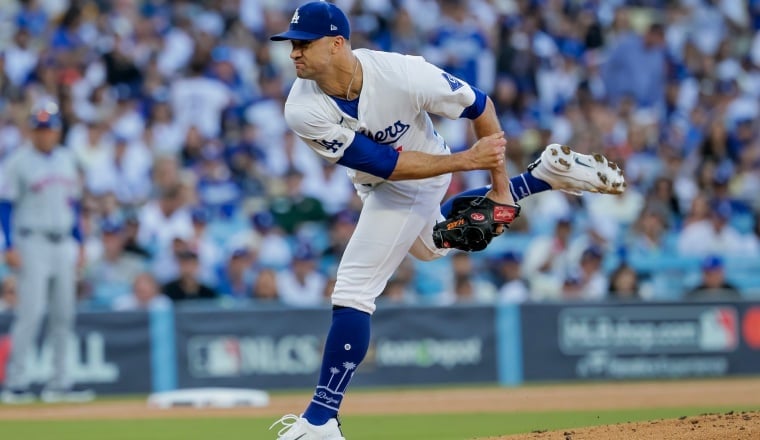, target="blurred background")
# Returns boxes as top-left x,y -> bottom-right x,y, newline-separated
0,0 -> 759,395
